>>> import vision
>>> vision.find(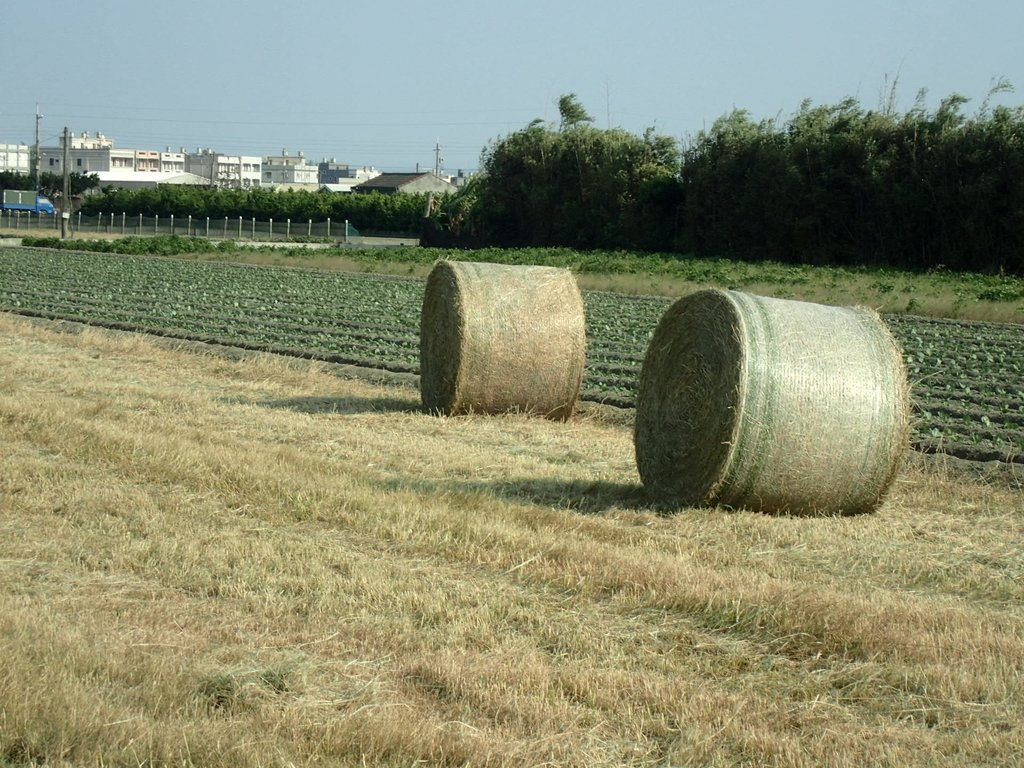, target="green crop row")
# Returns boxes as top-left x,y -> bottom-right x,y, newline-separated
2,246 -> 1021,462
